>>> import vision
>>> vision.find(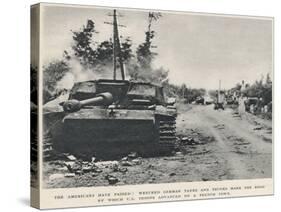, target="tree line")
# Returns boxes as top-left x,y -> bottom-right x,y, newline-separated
228,73 -> 272,106
39,12 -> 173,103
